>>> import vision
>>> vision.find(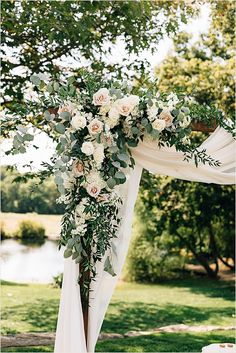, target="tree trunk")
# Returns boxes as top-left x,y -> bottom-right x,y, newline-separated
175,230 -> 218,278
